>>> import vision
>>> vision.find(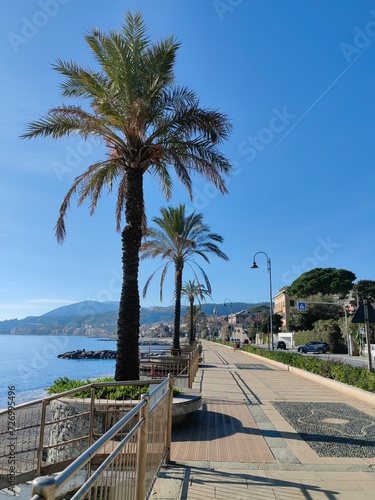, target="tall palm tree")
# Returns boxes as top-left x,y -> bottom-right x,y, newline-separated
141,204 -> 229,350
21,13 -> 232,380
181,280 -> 211,343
